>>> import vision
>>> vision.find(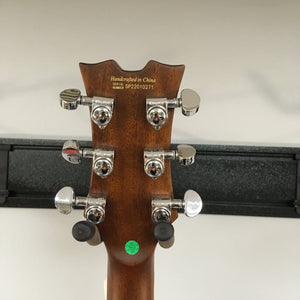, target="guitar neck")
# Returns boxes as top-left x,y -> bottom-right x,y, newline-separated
107,253 -> 154,300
